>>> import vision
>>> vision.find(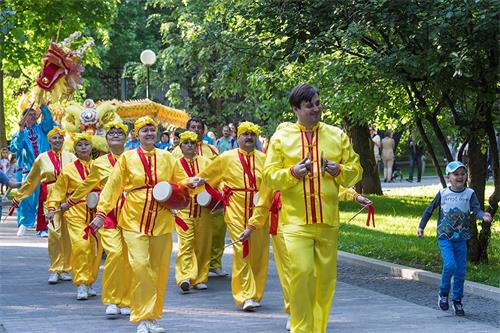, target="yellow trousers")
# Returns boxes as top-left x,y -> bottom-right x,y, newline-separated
272,229 -> 291,314
99,227 -> 132,307
175,212 -> 212,286
122,229 -> 172,323
48,211 -> 72,273
66,218 -> 102,287
209,213 -> 226,270
227,222 -> 269,305
283,224 -> 339,333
